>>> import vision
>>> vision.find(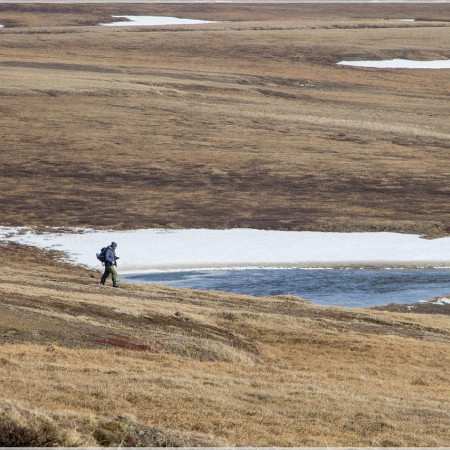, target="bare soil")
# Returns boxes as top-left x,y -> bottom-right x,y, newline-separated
0,3 -> 450,234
